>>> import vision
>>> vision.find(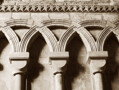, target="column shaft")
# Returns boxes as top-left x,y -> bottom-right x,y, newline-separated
14,74 -> 24,90
54,73 -> 63,90
94,73 -> 103,90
